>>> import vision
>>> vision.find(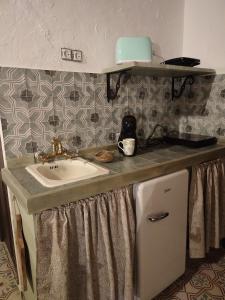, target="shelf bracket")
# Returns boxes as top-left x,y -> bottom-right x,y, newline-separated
106,71 -> 128,102
171,75 -> 194,100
